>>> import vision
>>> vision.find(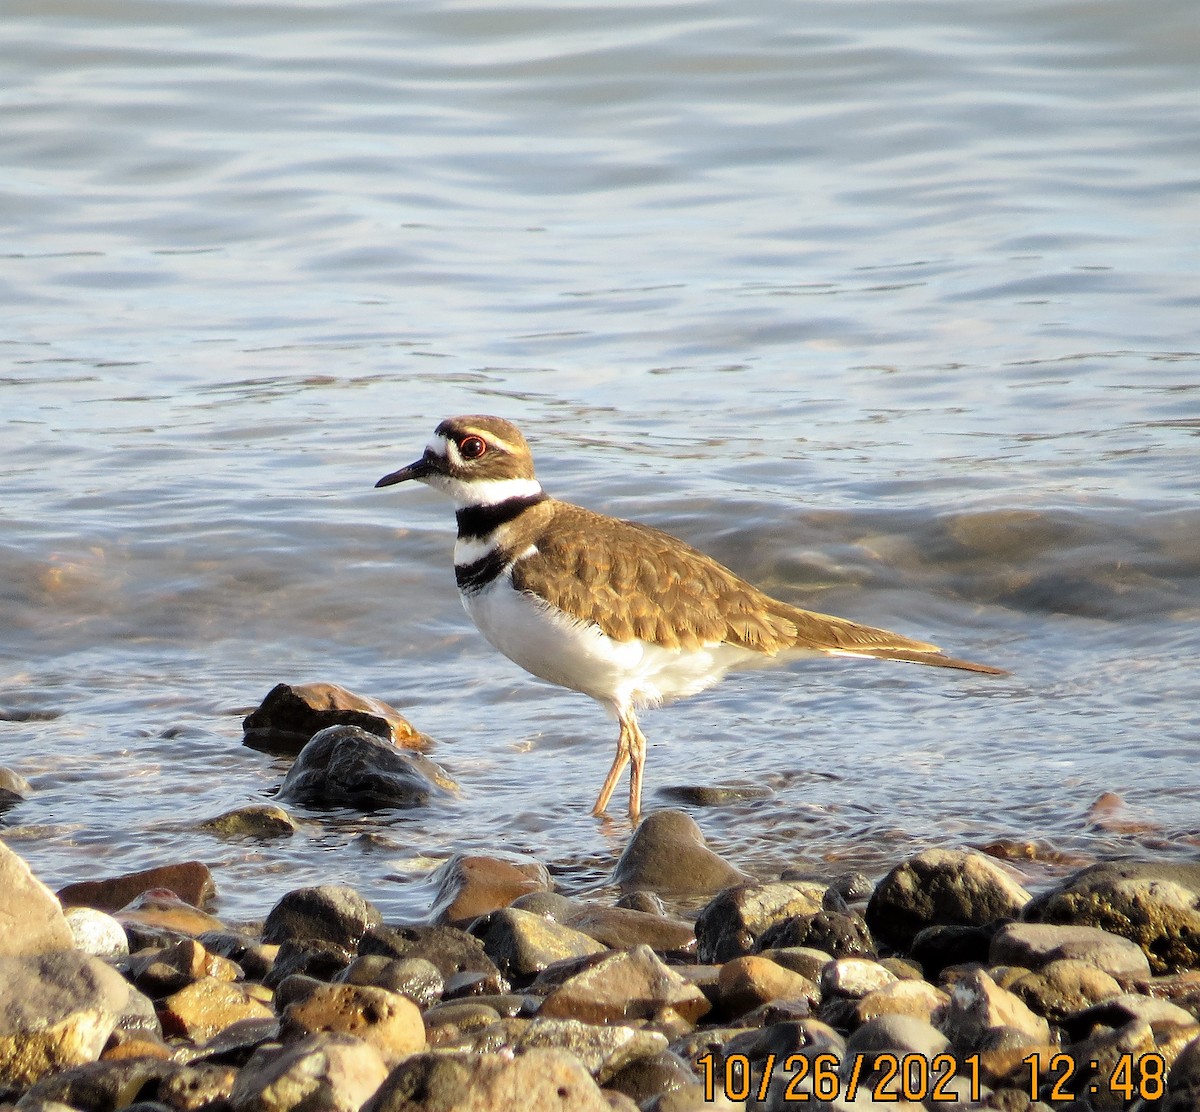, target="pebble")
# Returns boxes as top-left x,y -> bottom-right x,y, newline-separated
6,824 -> 1200,1112
62,907 -> 128,958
